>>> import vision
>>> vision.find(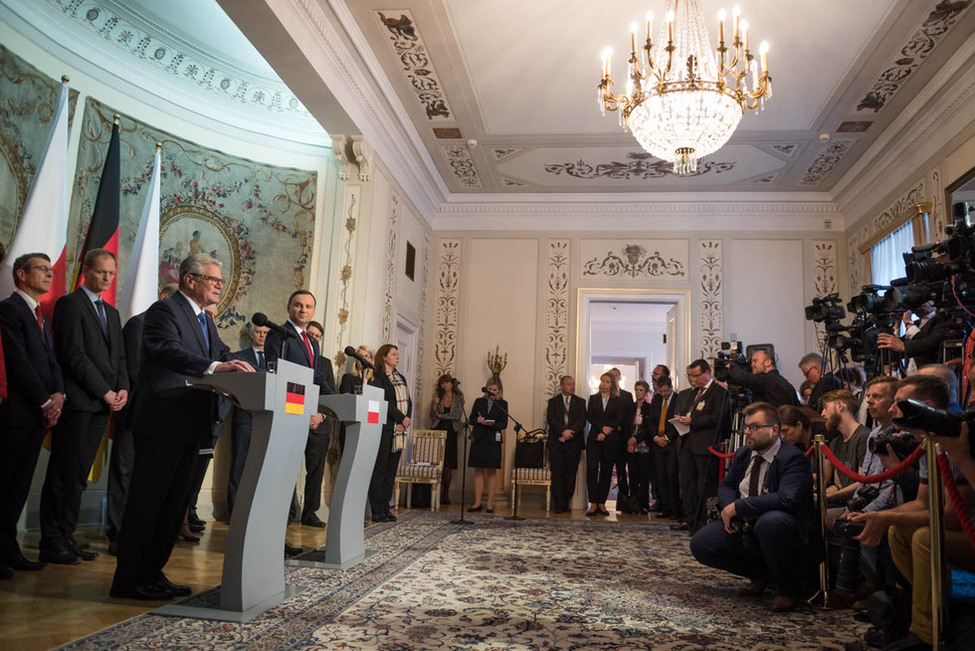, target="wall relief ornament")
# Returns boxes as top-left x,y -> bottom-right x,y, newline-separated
442,145 -> 482,188
382,192 -> 399,343
333,185 -> 361,358
414,231 -> 431,407
699,240 -> 723,360
582,243 -> 686,279
856,0 -> 973,113
544,240 -> 570,397
375,10 -> 452,121
800,139 -> 855,185
545,152 -> 734,180
811,240 -> 838,349
433,239 -> 461,376
848,232 -> 862,293
930,166 -> 946,240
